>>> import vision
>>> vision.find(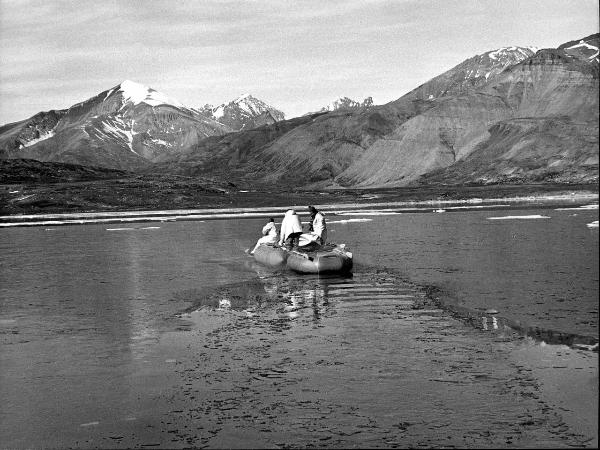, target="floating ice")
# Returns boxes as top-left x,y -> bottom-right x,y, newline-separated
328,218 -> 373,224
487,215 -> 550,220
0,319 -> 17,325
555,204 -> 598,211
218,299 -> 231,309
336,210 -> 401,216
80,421 -> 100,427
